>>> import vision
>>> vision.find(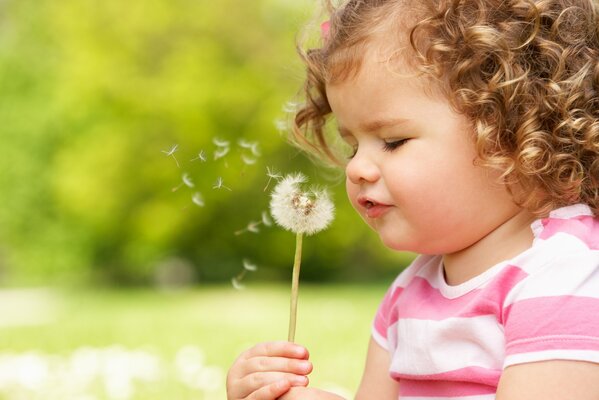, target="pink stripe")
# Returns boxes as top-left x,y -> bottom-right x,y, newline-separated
507,336 -> 599,354
505,295 -> 599,355
373,286 -> 403,339
393,367 -> 499,396
538,215 -> 599,249
387,265 -> 527,323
